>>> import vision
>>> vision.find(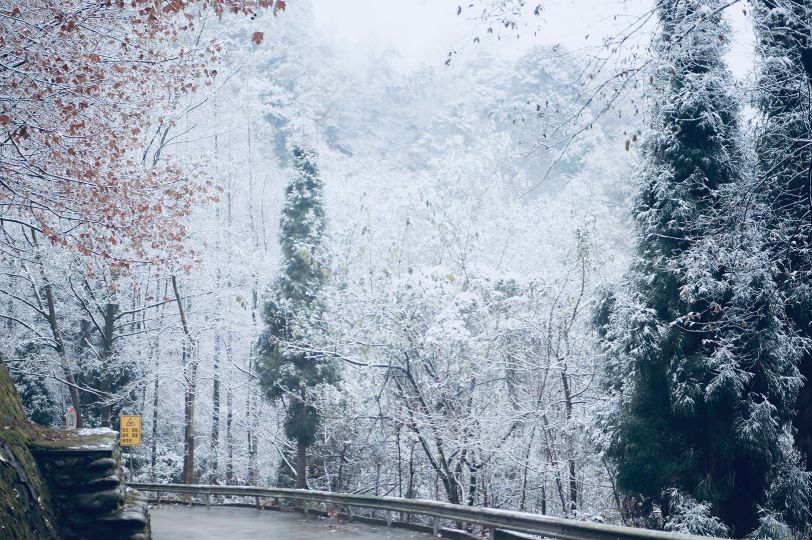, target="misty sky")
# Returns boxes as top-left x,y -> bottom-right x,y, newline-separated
313,0 -> 755,77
